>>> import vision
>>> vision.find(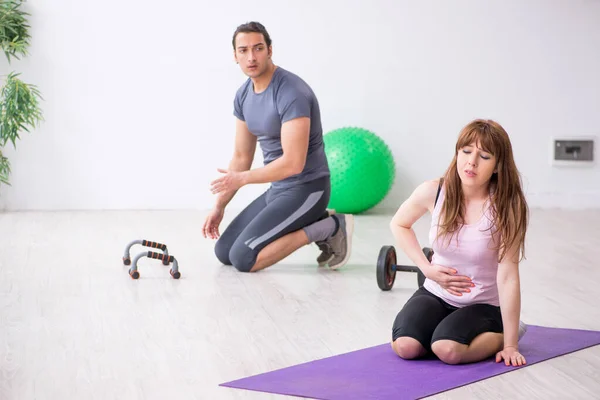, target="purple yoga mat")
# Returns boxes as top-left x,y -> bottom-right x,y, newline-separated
220,325 -> 600,400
